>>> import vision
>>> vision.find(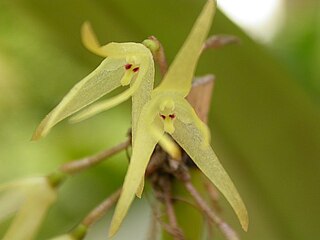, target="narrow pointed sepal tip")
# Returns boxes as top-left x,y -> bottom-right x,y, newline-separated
31,122 -> 47,141
31,132 -> 40,141
241,212 -> 249,232
108,224 -> 118,239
